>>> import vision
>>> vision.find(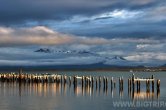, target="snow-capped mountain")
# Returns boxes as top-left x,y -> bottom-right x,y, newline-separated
0,47 -> 164,67
35,48 -> 52,53
33,48 -> 137,66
